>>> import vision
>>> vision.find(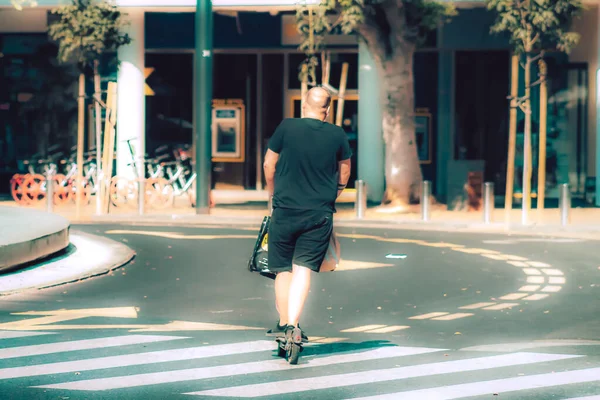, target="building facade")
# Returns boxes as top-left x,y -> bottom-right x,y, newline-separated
0,0 -> 598,207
